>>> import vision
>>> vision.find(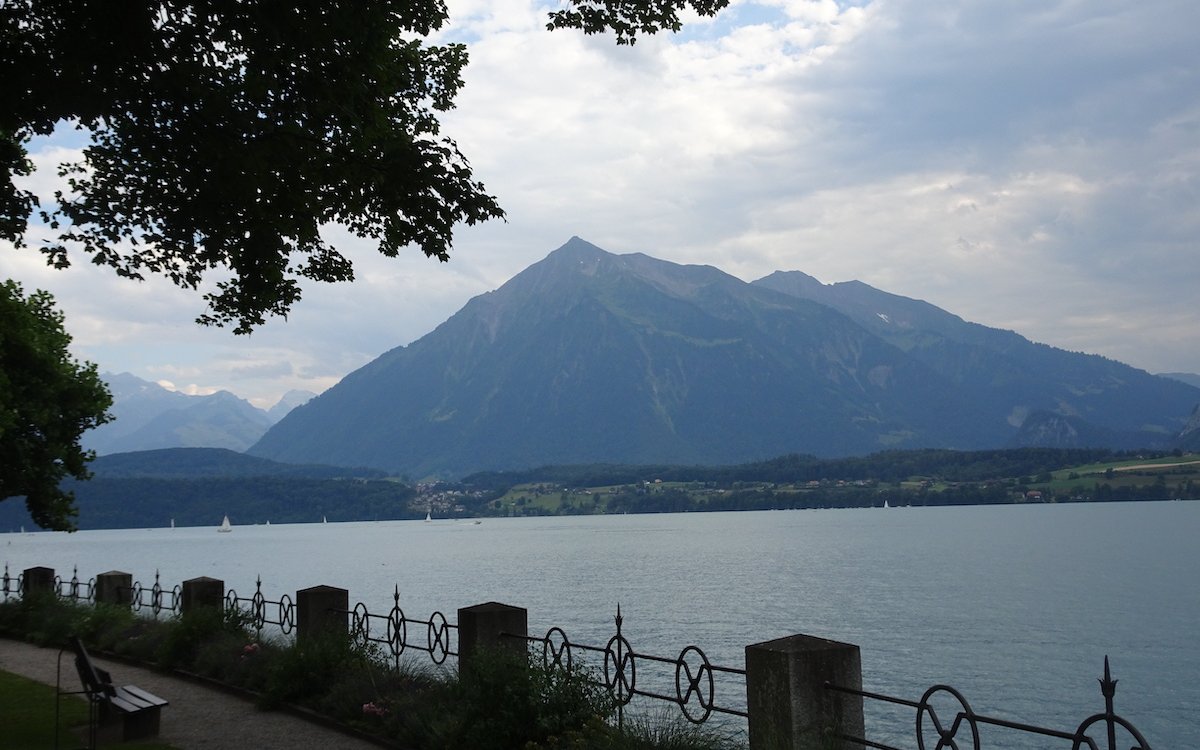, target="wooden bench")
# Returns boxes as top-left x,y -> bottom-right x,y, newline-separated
69,636 -> 169,744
